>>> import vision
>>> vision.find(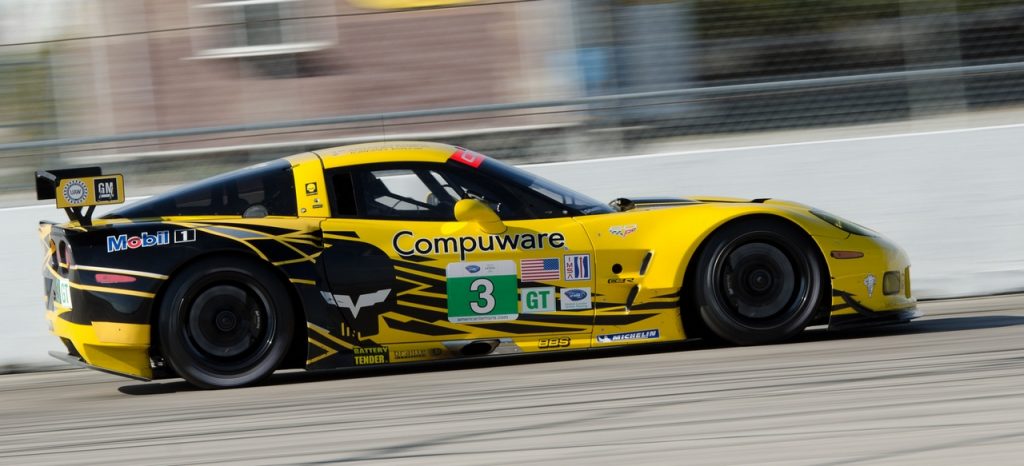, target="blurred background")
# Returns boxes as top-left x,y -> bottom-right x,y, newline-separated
4,0 -> 1024,367
2,0 -> 1024,196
